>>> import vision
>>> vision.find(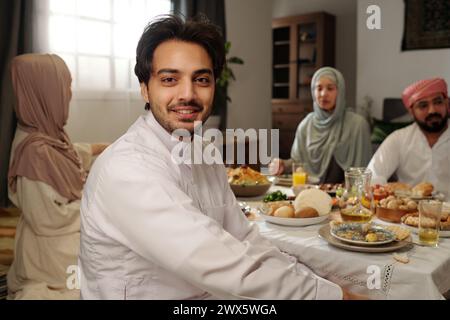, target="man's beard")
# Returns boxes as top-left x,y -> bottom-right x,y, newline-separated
414,111 -> 448,133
